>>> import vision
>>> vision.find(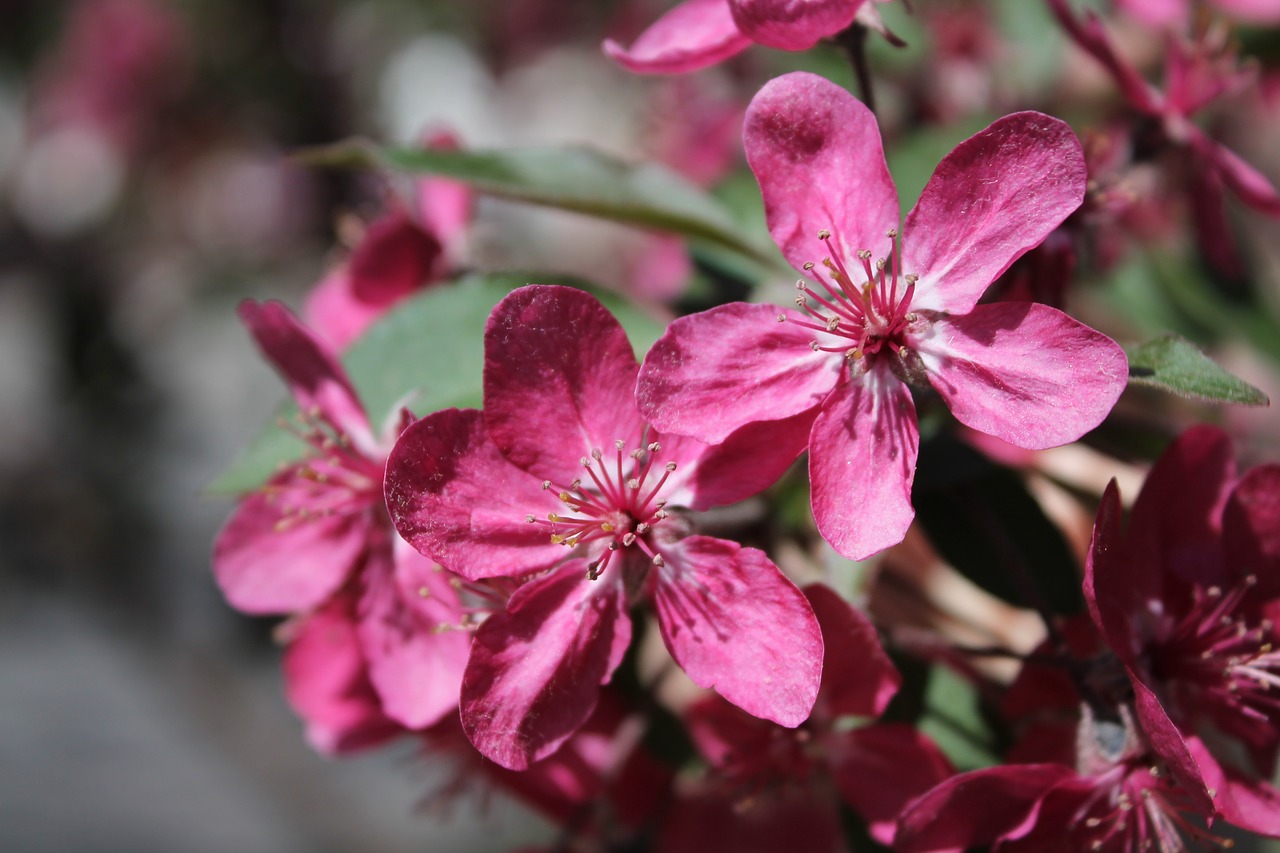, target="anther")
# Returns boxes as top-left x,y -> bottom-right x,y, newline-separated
810,341 -> 821,351
648,442 -> 660,453
614,439 -> 625,451
857,249 -> 872,260
826,317 -> 840,331
418,586 -> 431,598
795,280 -> 807,290
542,480 -> 552,490
664,462 -> 677,472
622,533 -> 636,546
886,228 -> 898,238
591,448 -> 603,461
803,261 -> 815,270
627,478 -> 640,490
652,554 -> 665,567
580,457 -> 591,468
817,229 -> 831,240
525,514 -> 536,523
777,315 -> 786,322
